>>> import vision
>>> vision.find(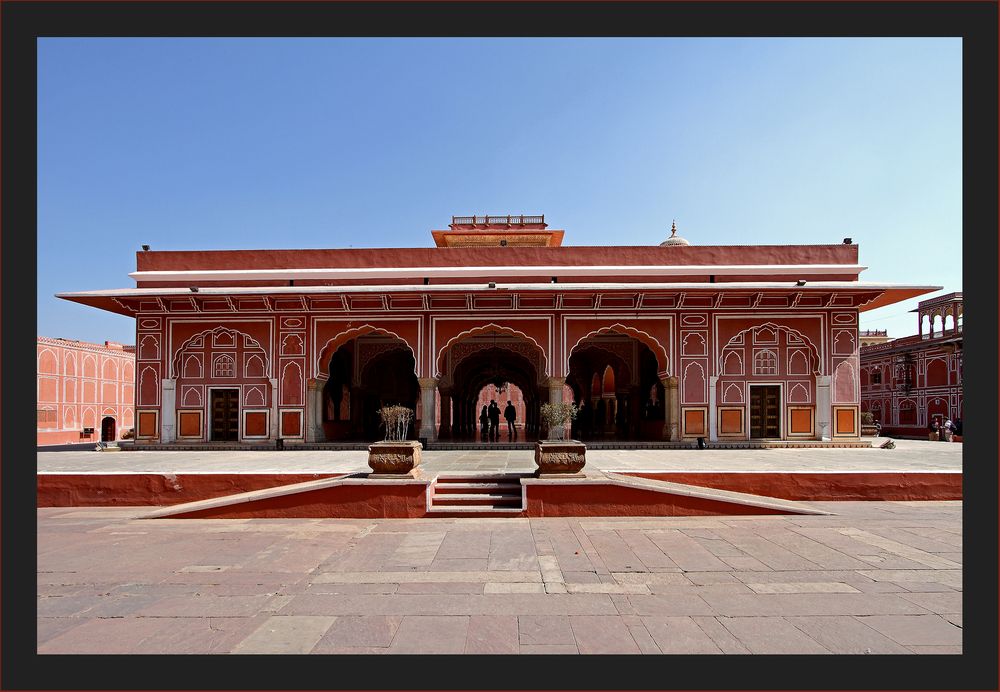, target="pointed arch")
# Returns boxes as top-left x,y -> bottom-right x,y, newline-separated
602,365 -> 616,395
37,349 -> 58,374
787,382 -> 810,403
171,327 -> 268,378
436,323 -> 549,379
718,322 -> 821,375
833,360 -> 857,403
722,383 -> 744,404
317,325 -> 418,380
722,350 -> 743,376
682,361 -> 707,404
566,323 -> 669,376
